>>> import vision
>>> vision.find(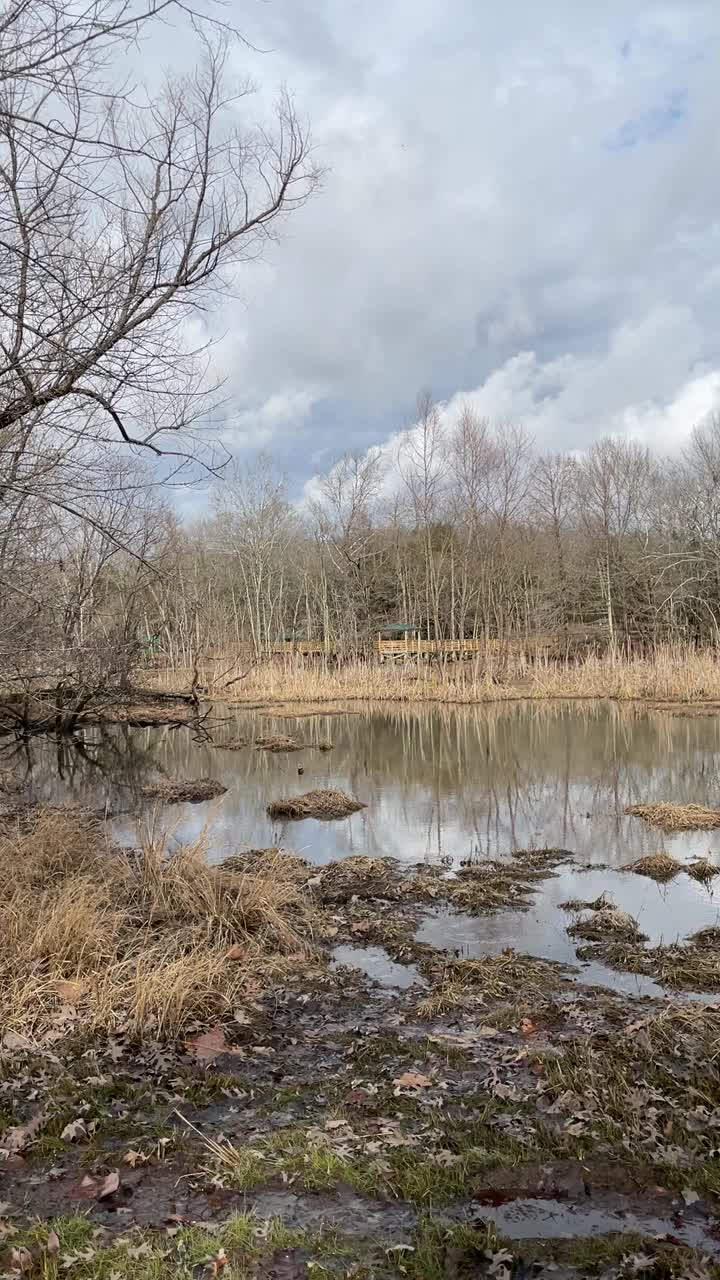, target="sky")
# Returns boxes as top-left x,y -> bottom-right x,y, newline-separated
156,0 -> 720,494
